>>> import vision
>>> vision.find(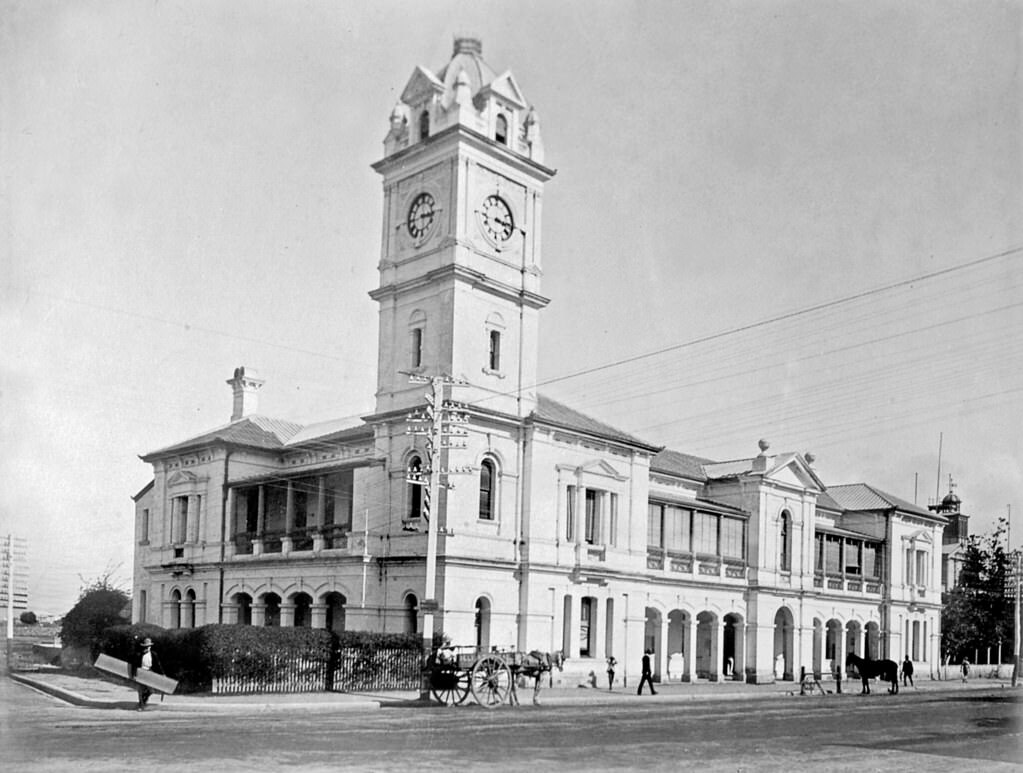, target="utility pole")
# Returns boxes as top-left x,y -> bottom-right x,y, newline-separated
405,375 -> 470,700
1011,503 -> 1019,688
